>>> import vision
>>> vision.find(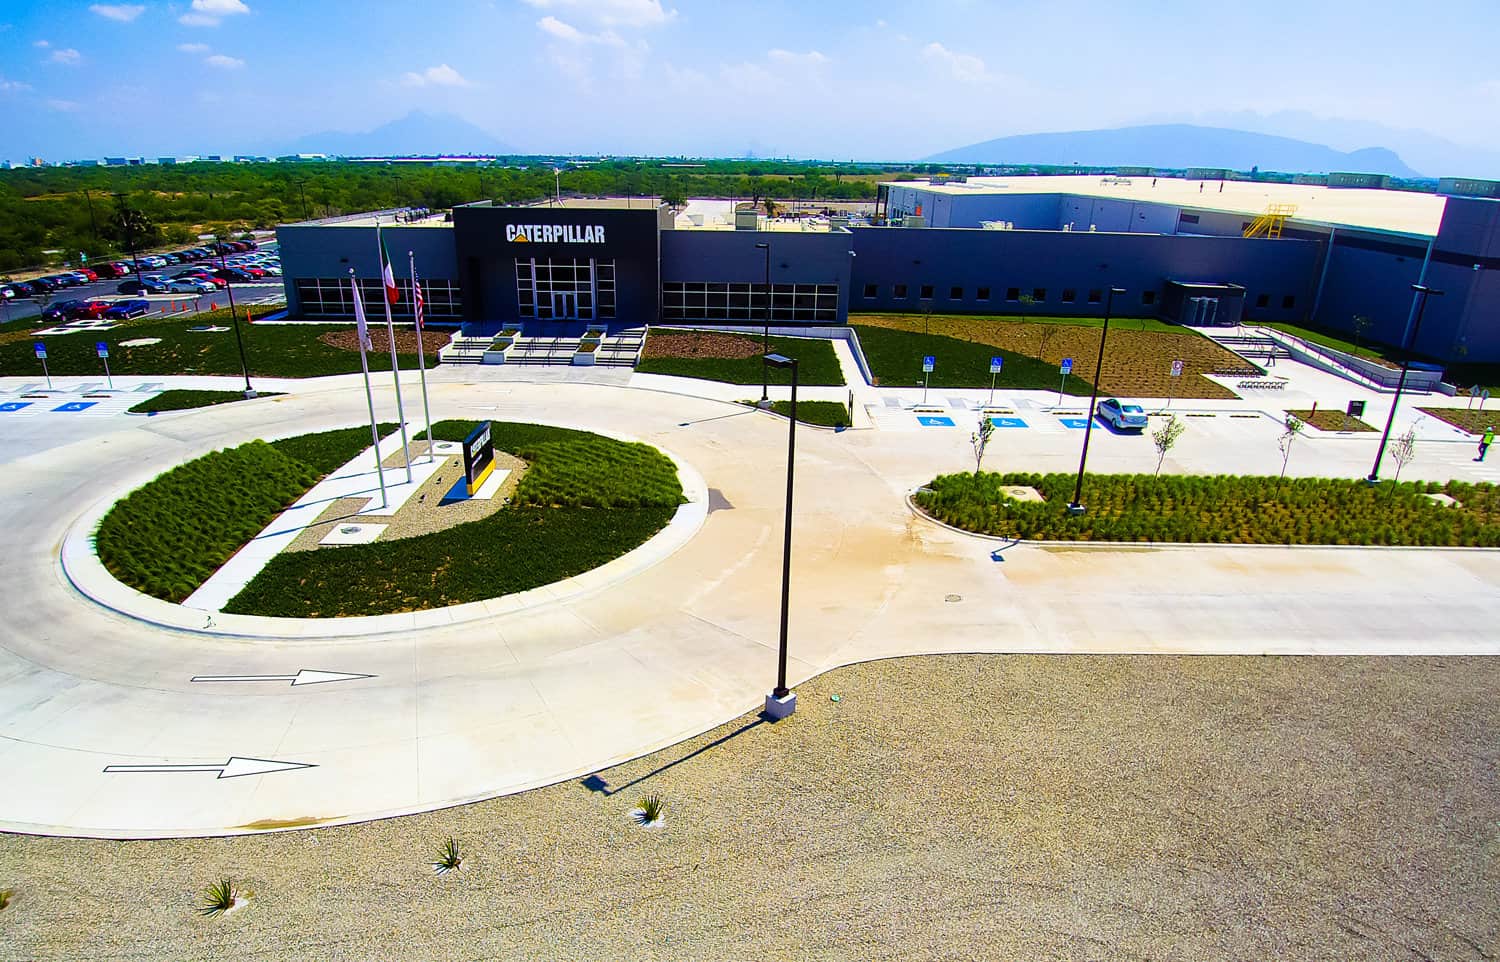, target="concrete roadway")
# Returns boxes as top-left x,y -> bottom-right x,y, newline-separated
1,370 -> 1498,838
